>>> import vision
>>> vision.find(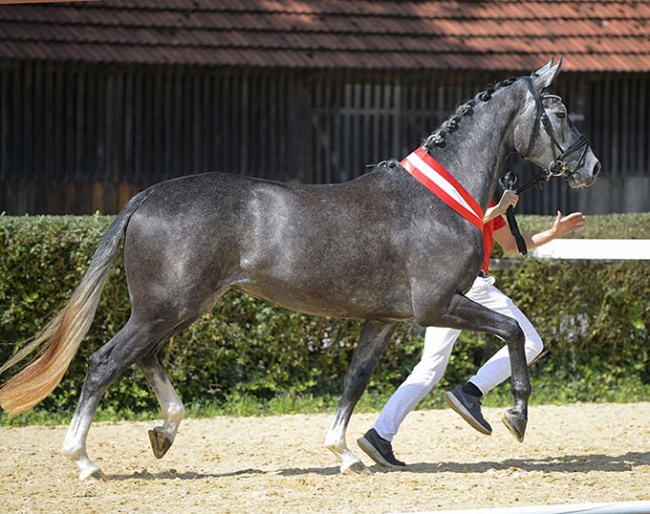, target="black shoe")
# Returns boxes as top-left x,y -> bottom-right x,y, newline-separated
357,428 -> 405,468
444,385 -> 492,435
